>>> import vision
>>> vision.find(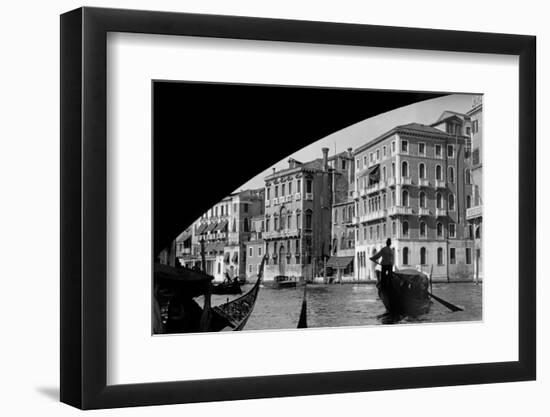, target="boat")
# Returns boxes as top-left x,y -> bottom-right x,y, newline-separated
212,276 -> 242,295
376,268 -> 432,317
266,275 -> 305,289
210,273 -> 261,331
154,256 -> 265,333
297,284 -> 307,328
